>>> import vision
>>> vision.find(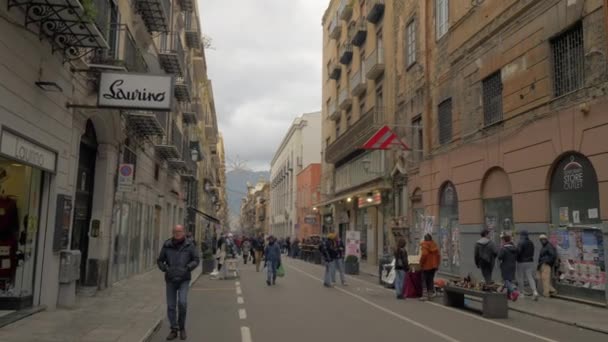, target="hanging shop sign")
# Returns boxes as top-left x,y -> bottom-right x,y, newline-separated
357,191 -> 382,208
117,164 -> 135,192
98,72 -> 173,111
304,215 -> 317,224
0,128 -> 57,173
